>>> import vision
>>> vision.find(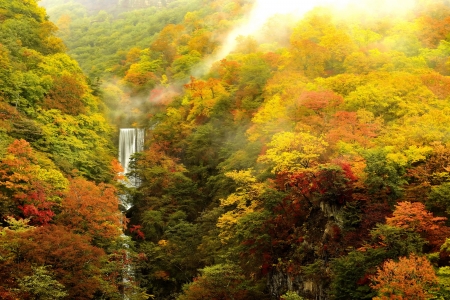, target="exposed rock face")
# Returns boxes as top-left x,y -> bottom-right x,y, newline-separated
267,199 -> 345,299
